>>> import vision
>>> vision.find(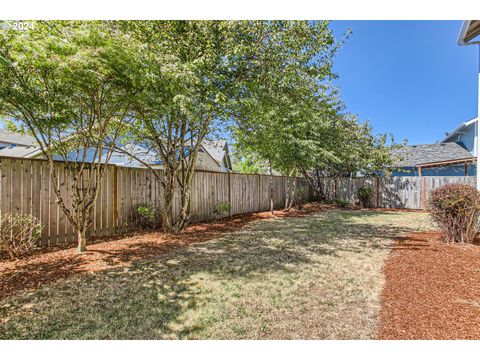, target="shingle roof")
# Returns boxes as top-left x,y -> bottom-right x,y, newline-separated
202,140 -> 227,164
0,146 -> 42,158
0,129 -> 37,146
392,142 -> 473,167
